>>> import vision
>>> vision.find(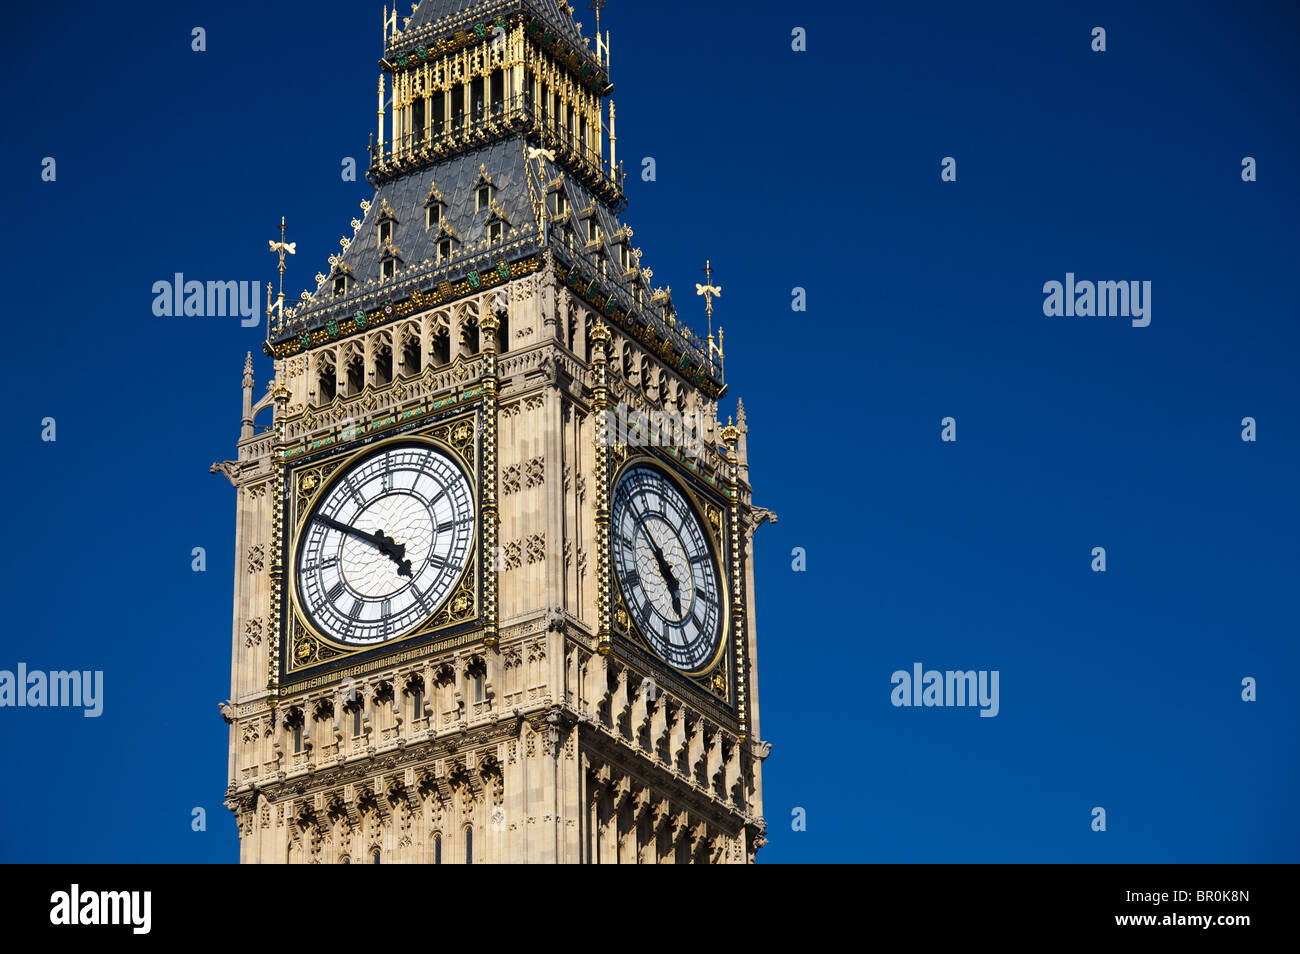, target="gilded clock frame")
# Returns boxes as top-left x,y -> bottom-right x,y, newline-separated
275,412 -> 486,692
607,450 -> 734,692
